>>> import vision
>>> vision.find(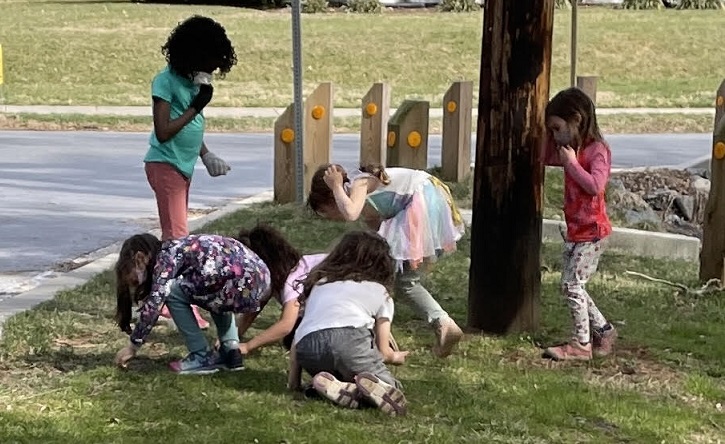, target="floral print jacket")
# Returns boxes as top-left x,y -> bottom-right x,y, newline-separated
130,235 -> 271,346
